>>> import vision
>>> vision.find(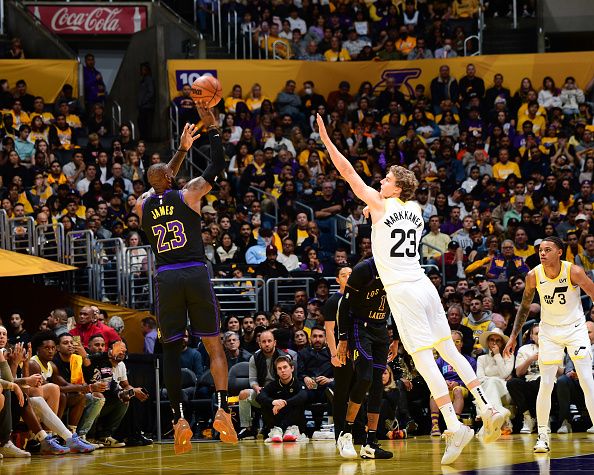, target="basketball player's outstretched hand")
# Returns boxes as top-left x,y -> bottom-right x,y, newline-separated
316,113 -> 329,142
179,123 -> 201,151
197,100 -> 218,129
503,337 -> 516,358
